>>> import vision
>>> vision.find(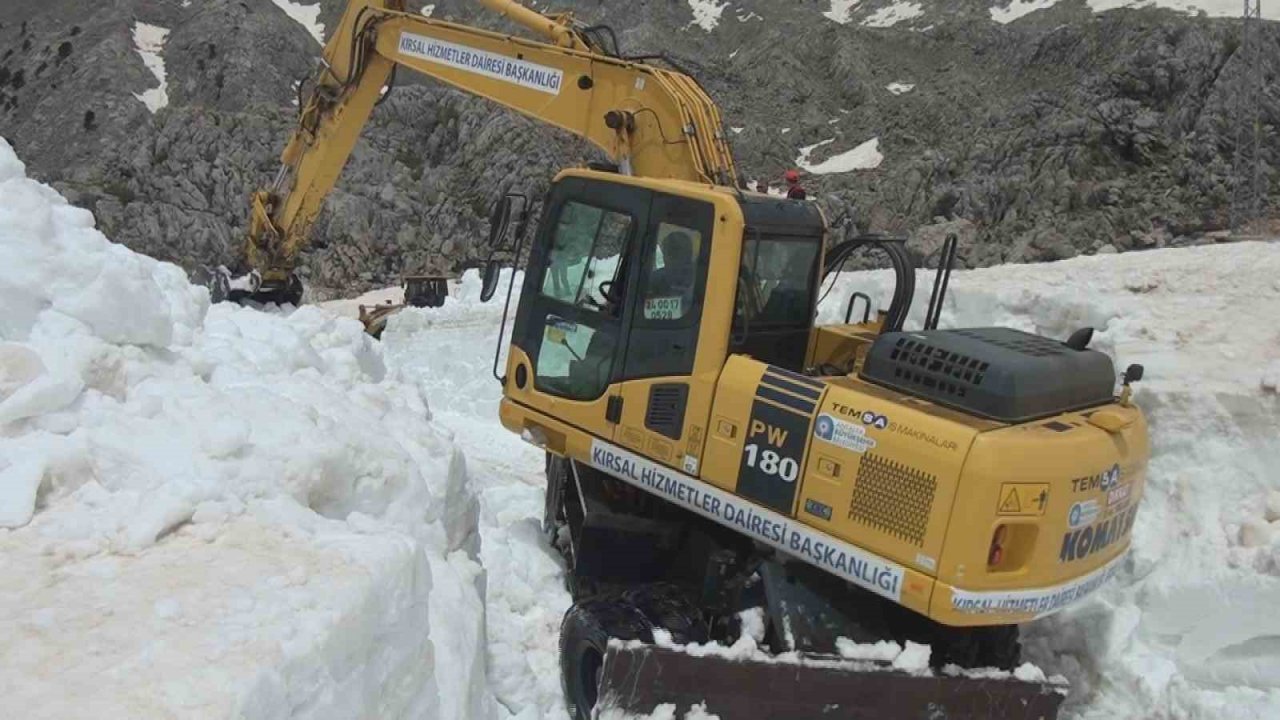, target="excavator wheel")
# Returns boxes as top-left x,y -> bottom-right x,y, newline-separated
560,586 -> 705,720
560,594 -> 653,720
